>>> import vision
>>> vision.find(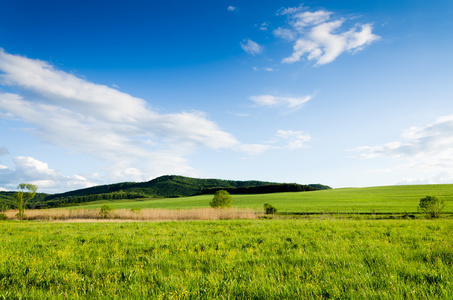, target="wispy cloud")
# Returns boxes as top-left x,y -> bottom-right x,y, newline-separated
250,94 -> 312,110
253,66 -> 275,72
276,130 -> 311,149
354,115 -> 453,174
227,6 -> 236,12
274,5 -> 380,65
235,130 -> 311,155
0,49 -> 239,184
240,39 -> 263,55
259,22 -> 269,31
